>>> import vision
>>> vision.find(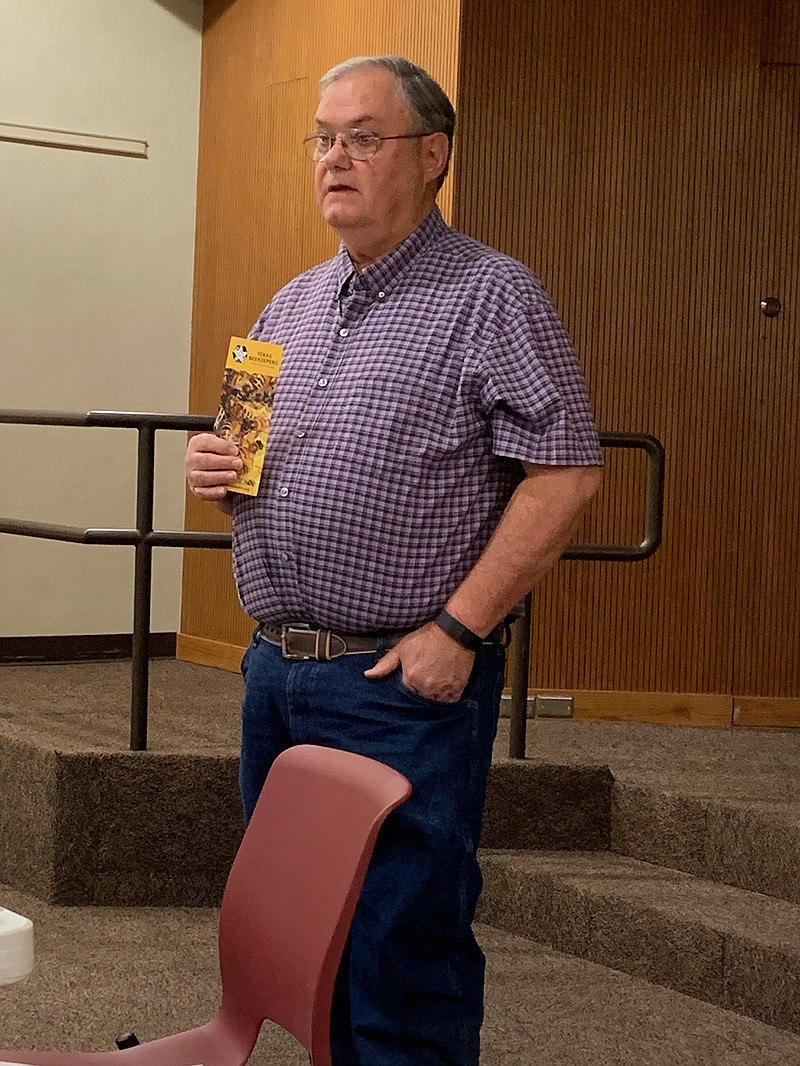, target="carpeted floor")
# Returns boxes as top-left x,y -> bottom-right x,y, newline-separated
2,659 -> 800,1063
2,658 -> 799,793
2,884 -> 800,1065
